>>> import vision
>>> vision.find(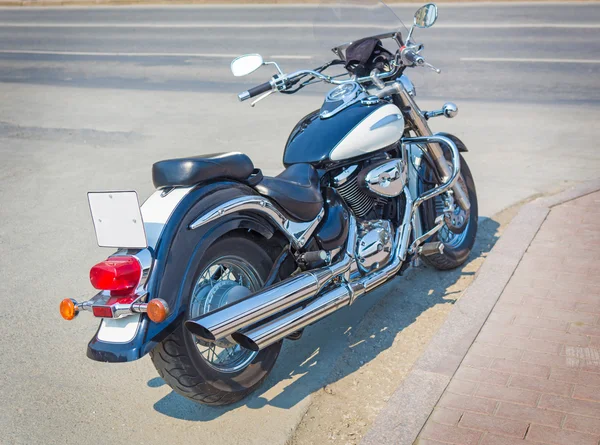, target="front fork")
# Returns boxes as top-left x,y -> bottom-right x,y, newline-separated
394,86 -> 471,212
